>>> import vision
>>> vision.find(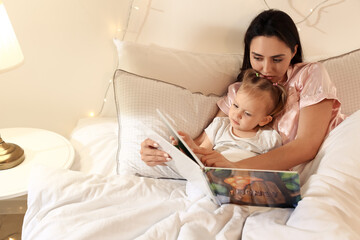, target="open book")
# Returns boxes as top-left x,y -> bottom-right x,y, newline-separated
153,109 -> 301,208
